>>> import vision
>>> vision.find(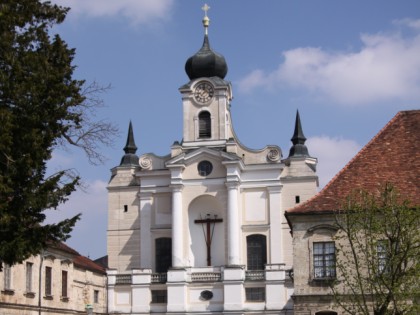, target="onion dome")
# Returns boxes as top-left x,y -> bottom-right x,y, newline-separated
288,110 -> 310,157
120,121 -> 139,166
185,4 -> 228,80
